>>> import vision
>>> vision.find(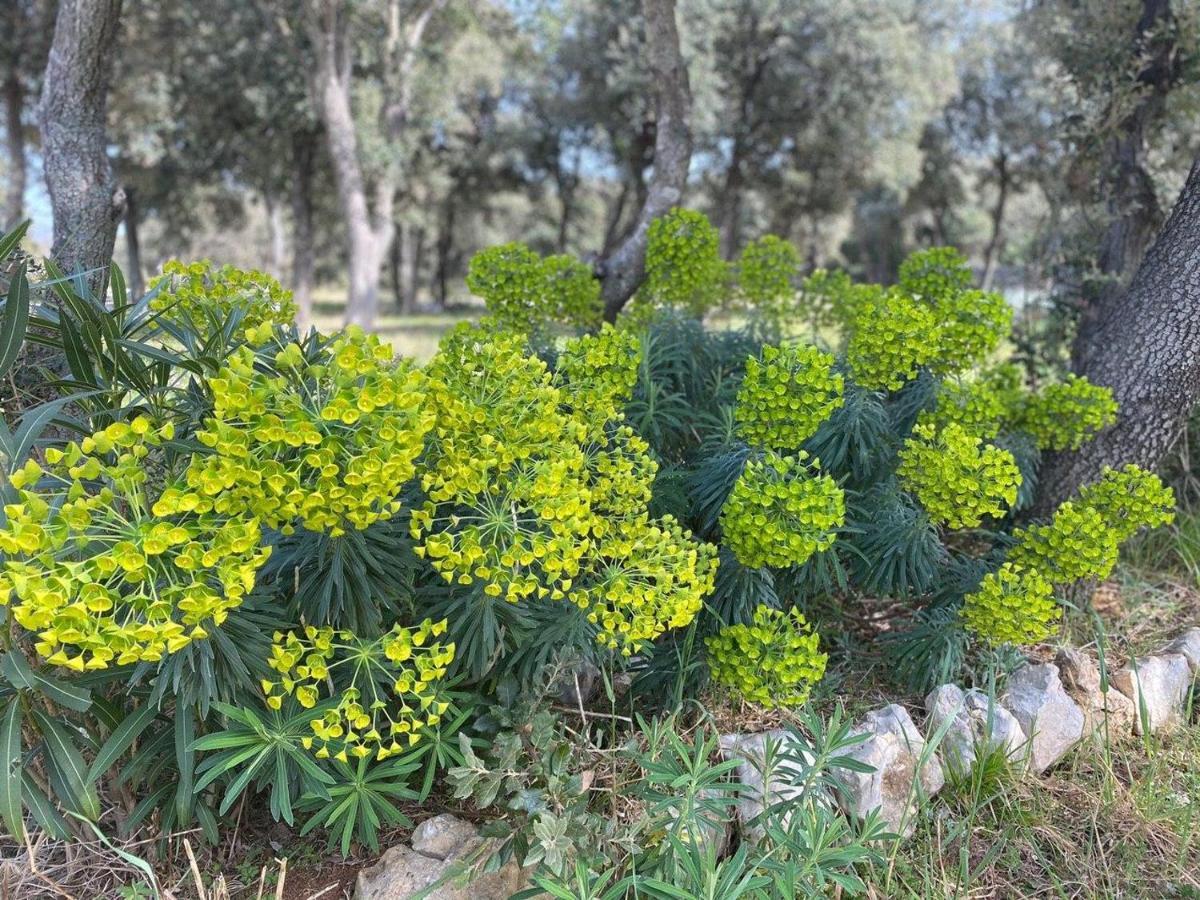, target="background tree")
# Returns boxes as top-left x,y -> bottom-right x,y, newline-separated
39,0 -> 124,288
